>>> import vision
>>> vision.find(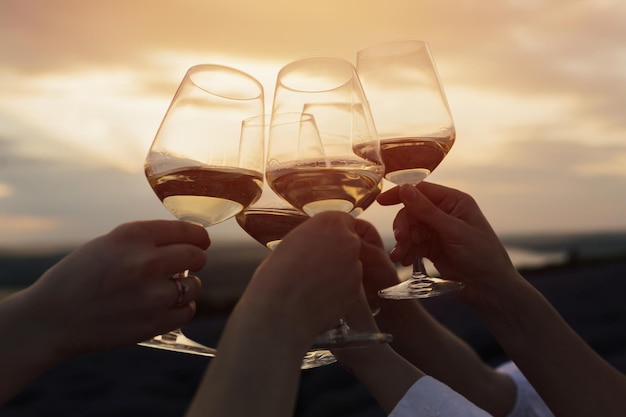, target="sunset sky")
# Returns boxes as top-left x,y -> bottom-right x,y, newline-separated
1,0 -> 625,250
